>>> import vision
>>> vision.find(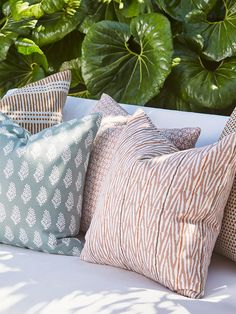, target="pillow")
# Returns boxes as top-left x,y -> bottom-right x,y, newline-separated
0,111 -> 101,255
90,94 -> 201,151
215,107 -> 236,261
80,93 -> 201,233
81,110 -> 236,298
1,71 -> 71,134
